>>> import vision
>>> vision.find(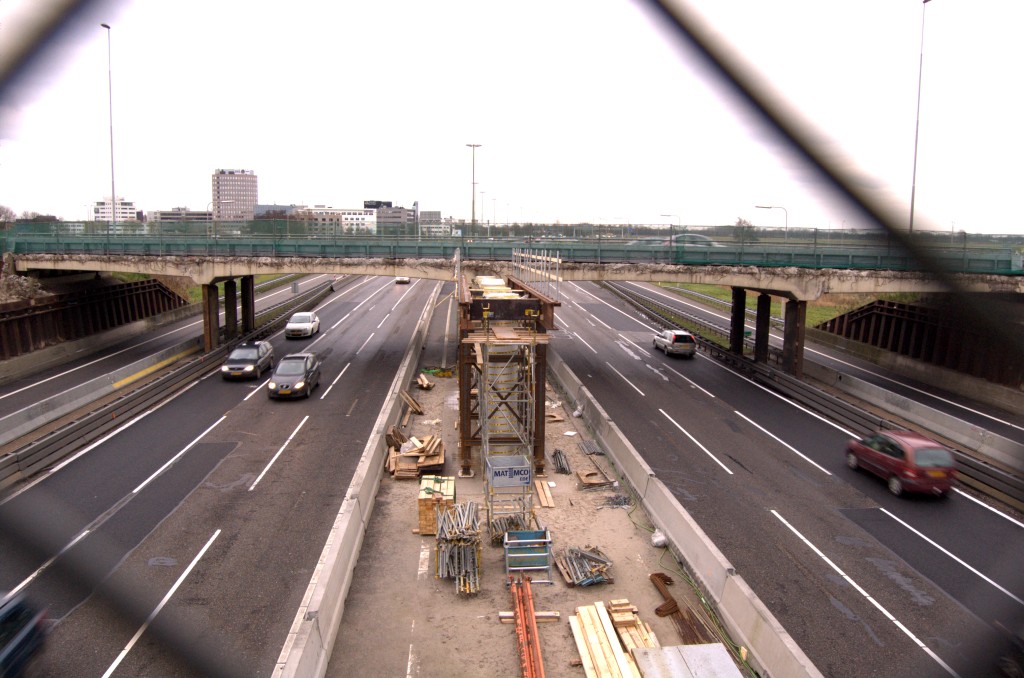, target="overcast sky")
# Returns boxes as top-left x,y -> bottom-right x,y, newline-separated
1,0 -> 1022,234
